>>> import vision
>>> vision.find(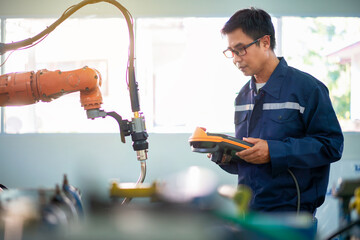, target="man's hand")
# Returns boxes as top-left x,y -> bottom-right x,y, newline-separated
235,137 -> 270,164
